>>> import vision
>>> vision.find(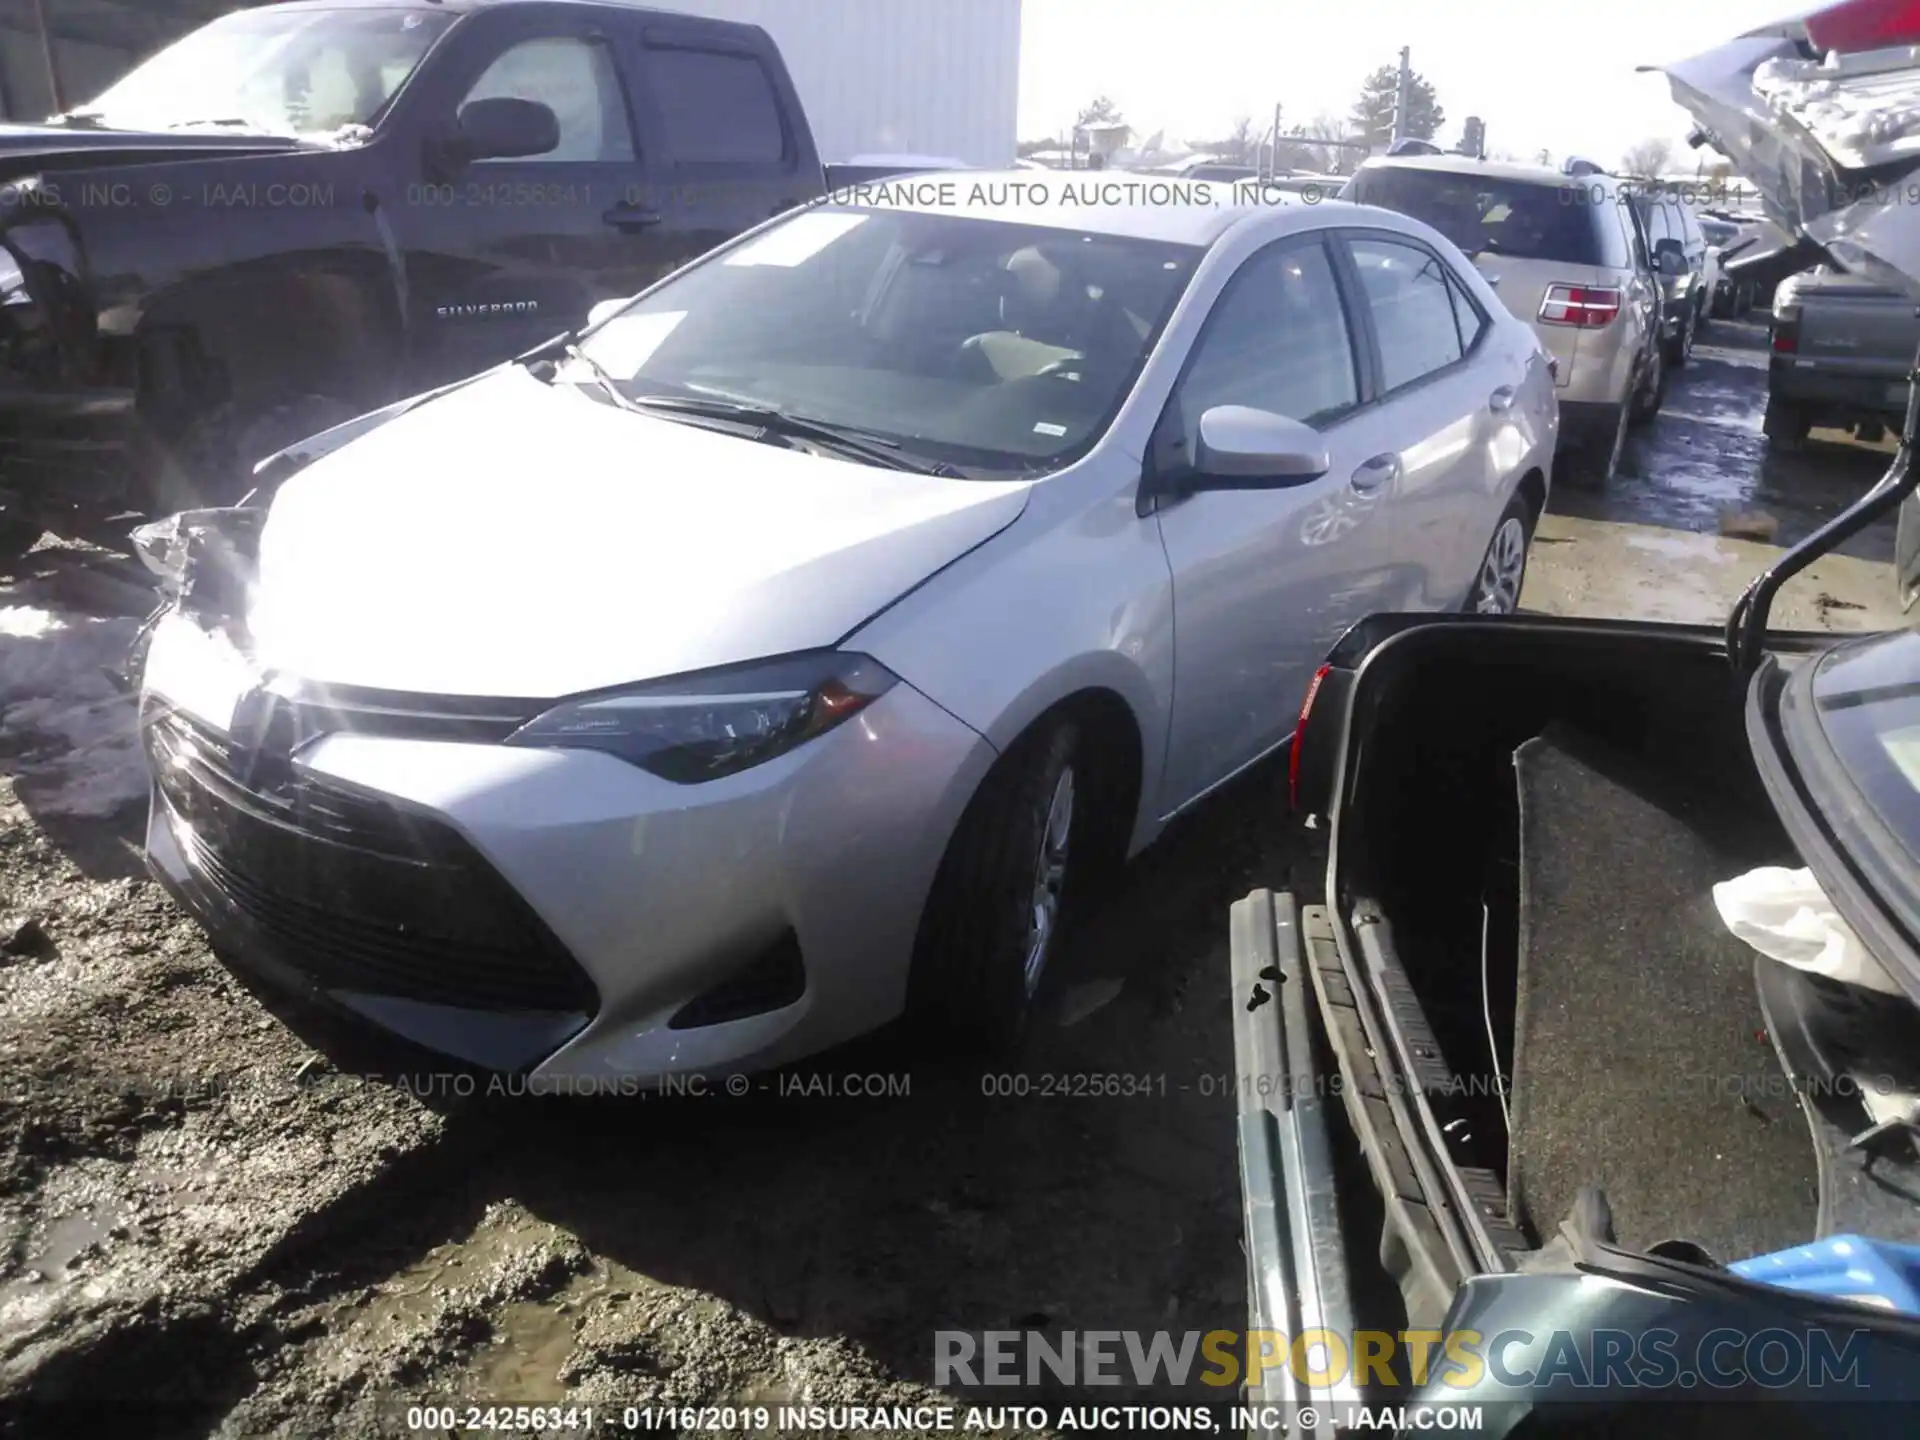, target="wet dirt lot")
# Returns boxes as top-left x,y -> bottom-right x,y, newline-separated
0,317 -> 1902,1437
